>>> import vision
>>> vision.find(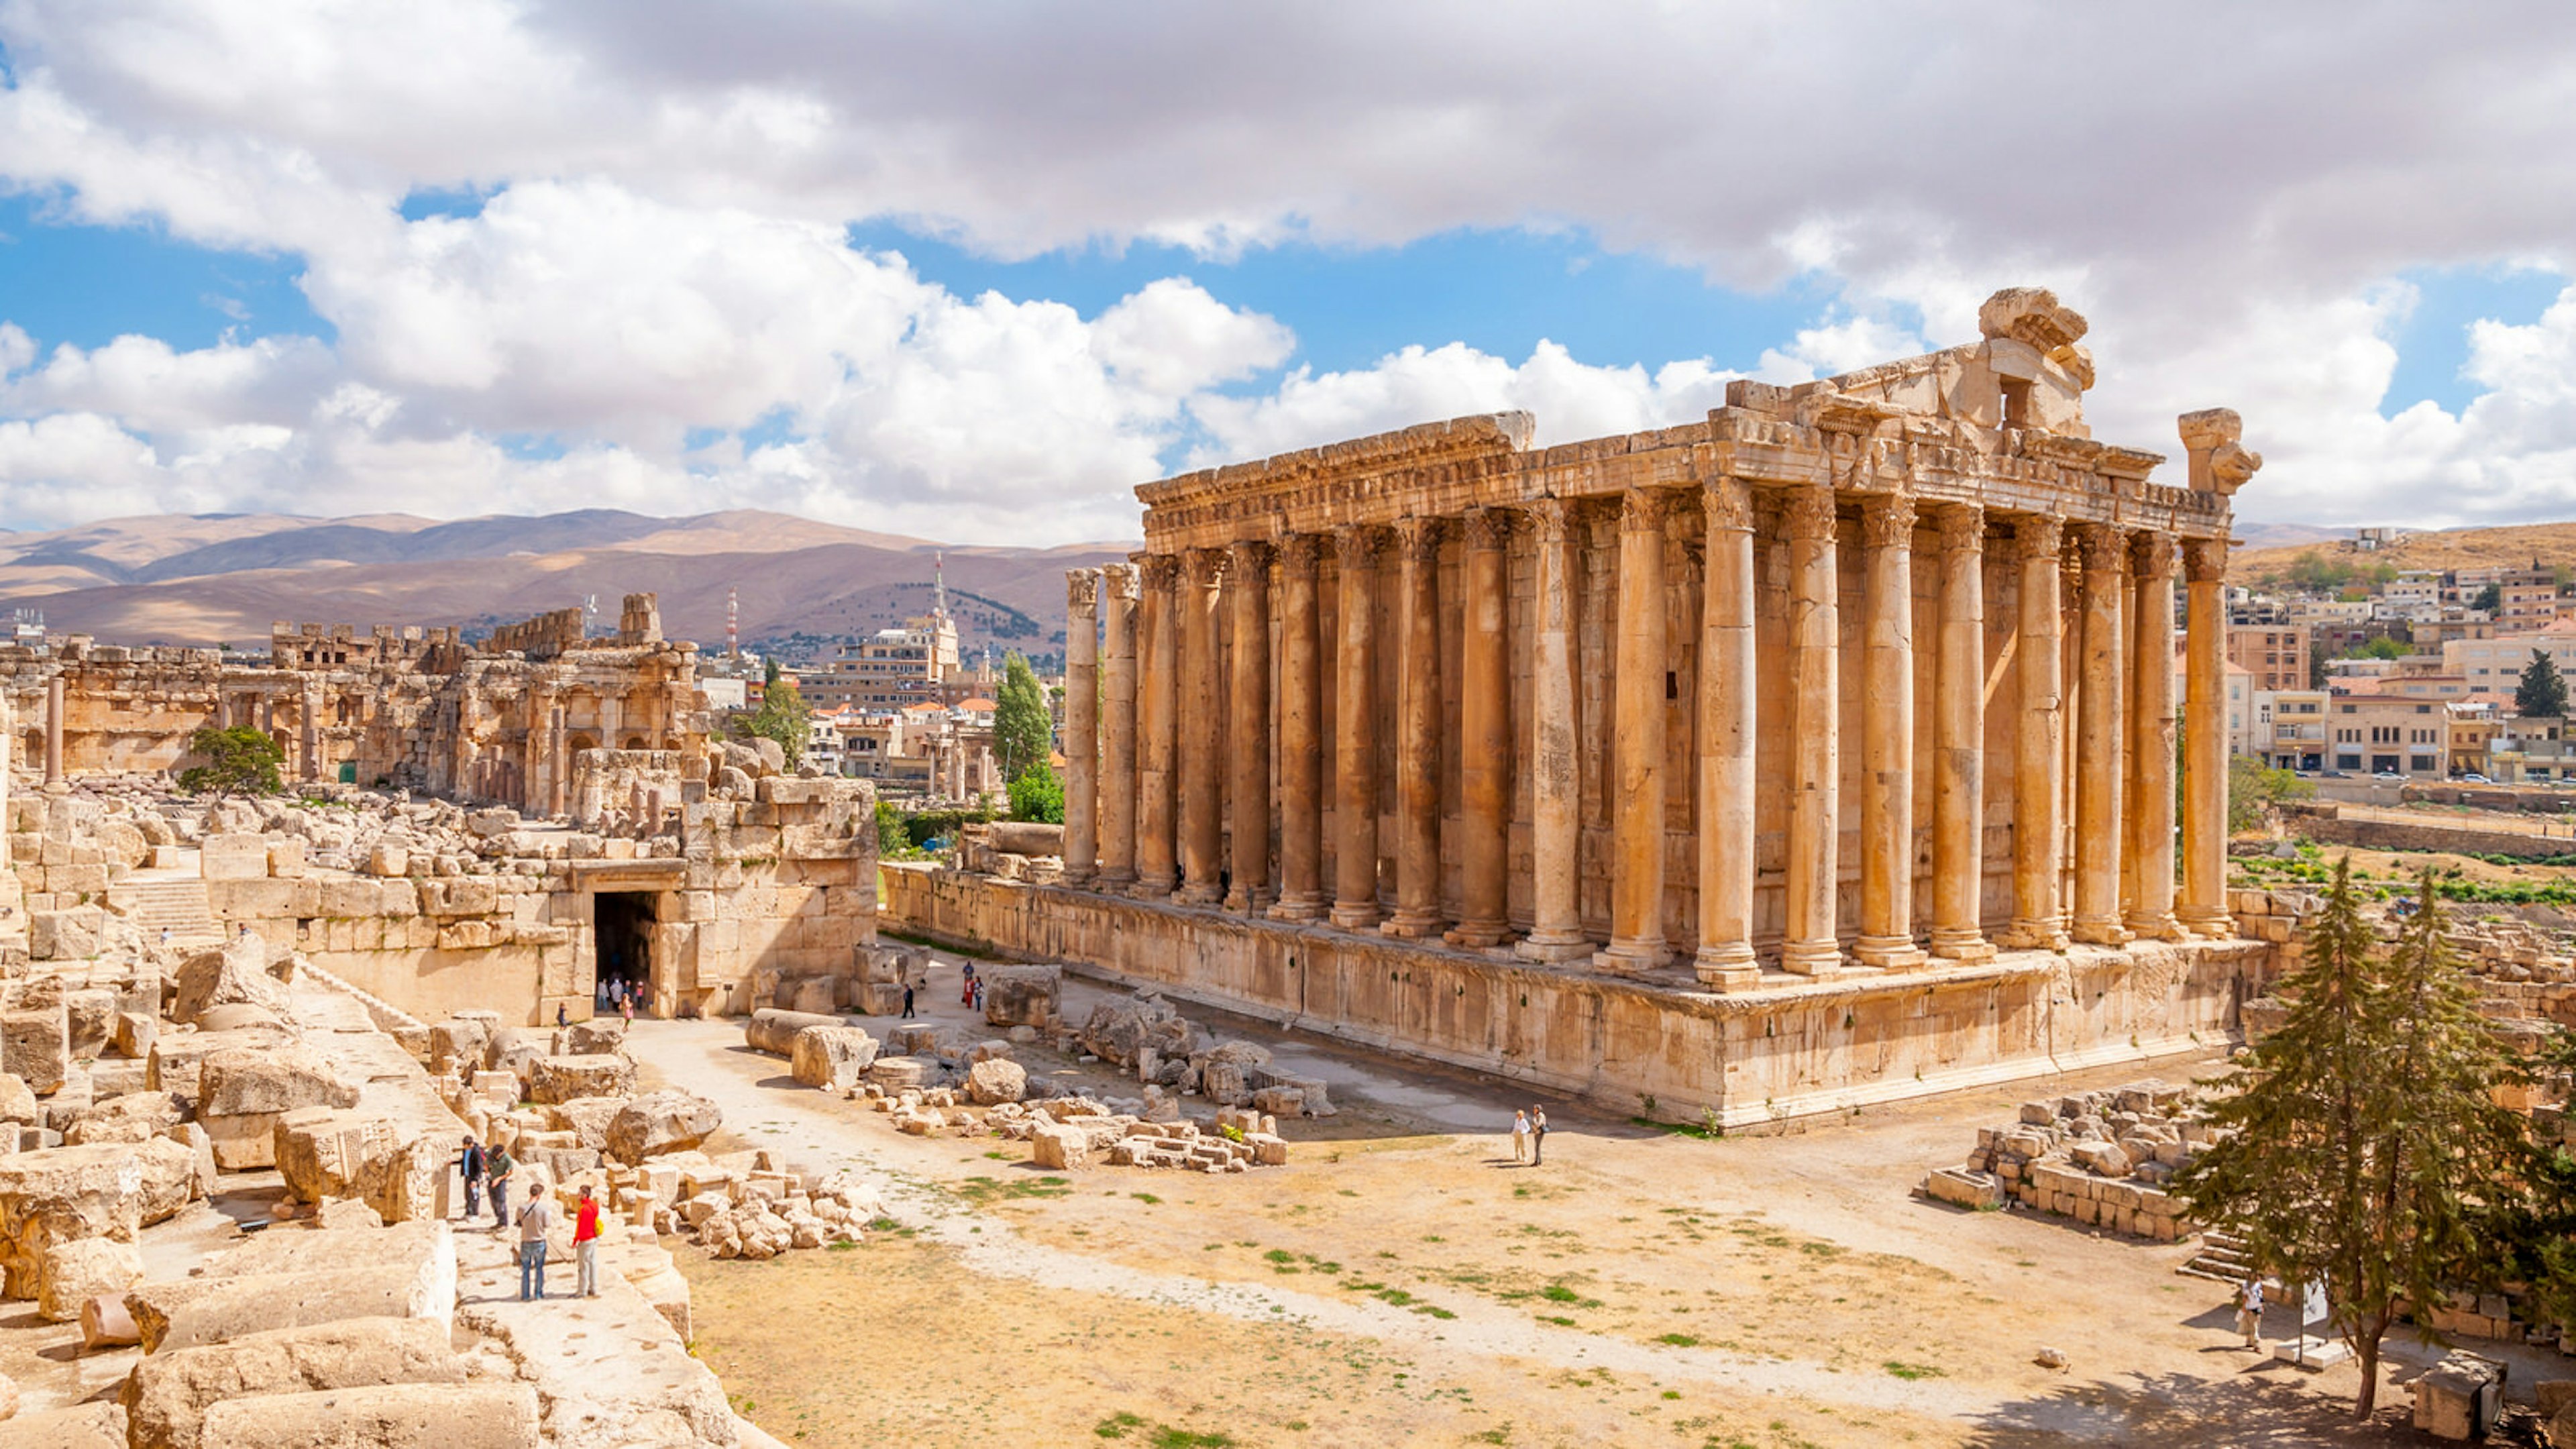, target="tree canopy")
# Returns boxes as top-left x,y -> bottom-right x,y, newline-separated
733,677 -> 812,766
2178,862 -> 2526,1417
2516,649 -> 2569,718
992,651 -> 1054,782
176,725 -> 284,797
1008,759 -> 1065,823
